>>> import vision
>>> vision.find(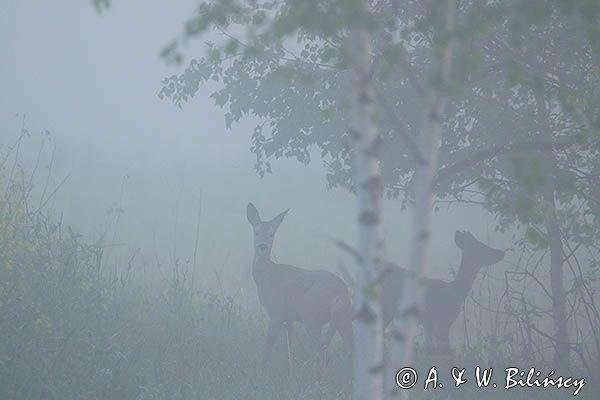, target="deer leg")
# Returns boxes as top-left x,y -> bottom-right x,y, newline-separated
426,327 -> 451,356
322,323 -> 336,348
306,324 -> 326,384
439,327 -> 451,355
333,309 -> 353,355
262,319 -> 283,367
424,328 -> 436,355
285,322 -> 294,373
319,341 -> 328,382
320,325 -> 333,370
